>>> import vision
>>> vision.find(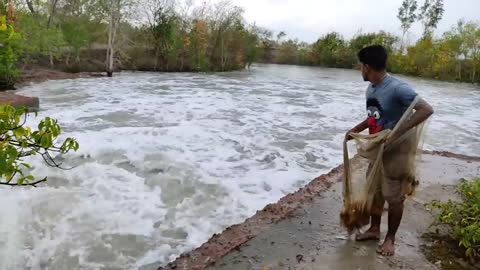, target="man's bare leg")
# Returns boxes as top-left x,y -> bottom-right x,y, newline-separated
377,200 -> 404,256
355,214 -> 381,241
356,189 -> 384,241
